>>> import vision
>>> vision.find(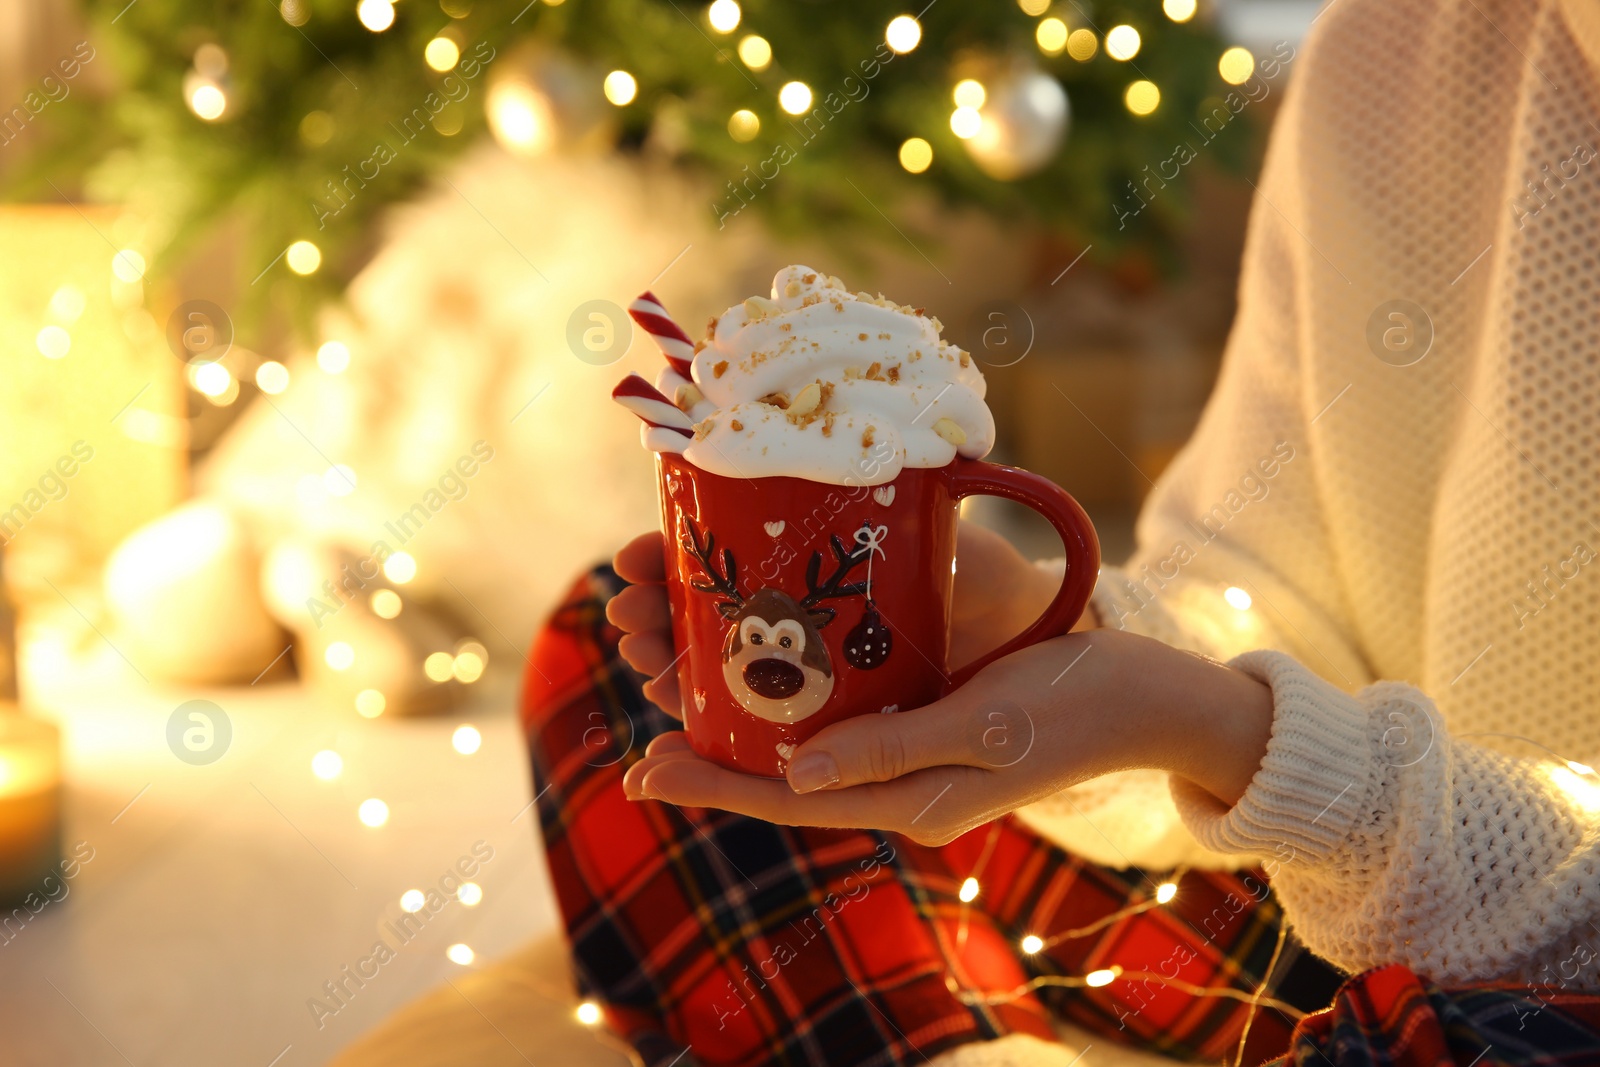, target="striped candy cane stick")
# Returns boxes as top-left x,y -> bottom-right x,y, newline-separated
612,374 -> 695,437
628,292 -> 695,379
